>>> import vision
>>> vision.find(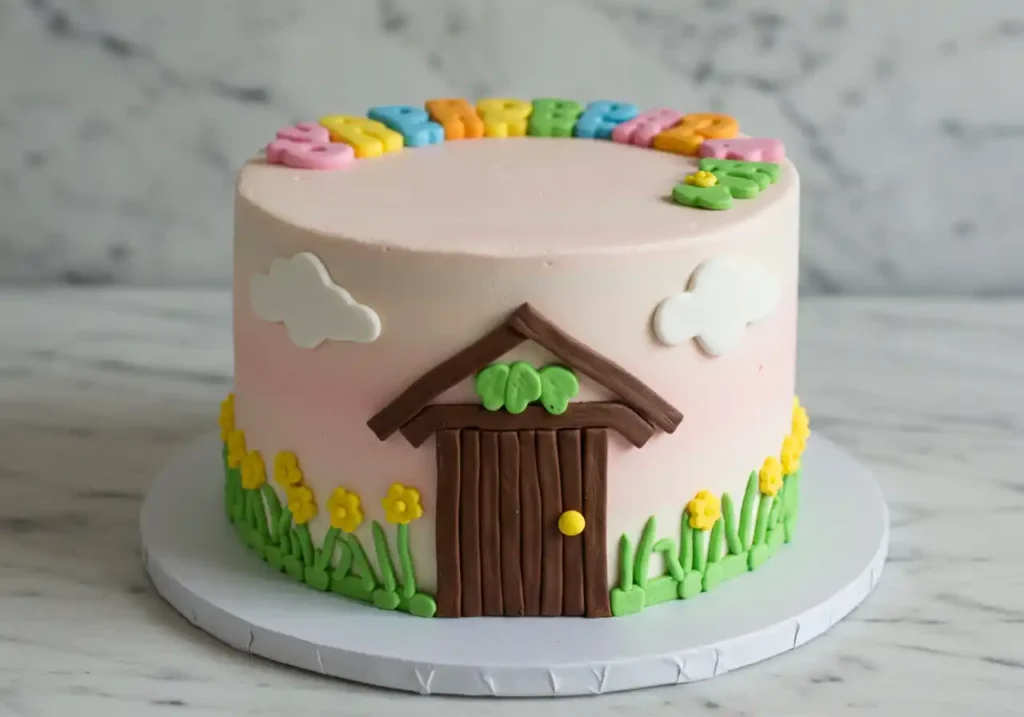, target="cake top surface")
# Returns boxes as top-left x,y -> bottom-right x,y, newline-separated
238,100 -> 794,257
